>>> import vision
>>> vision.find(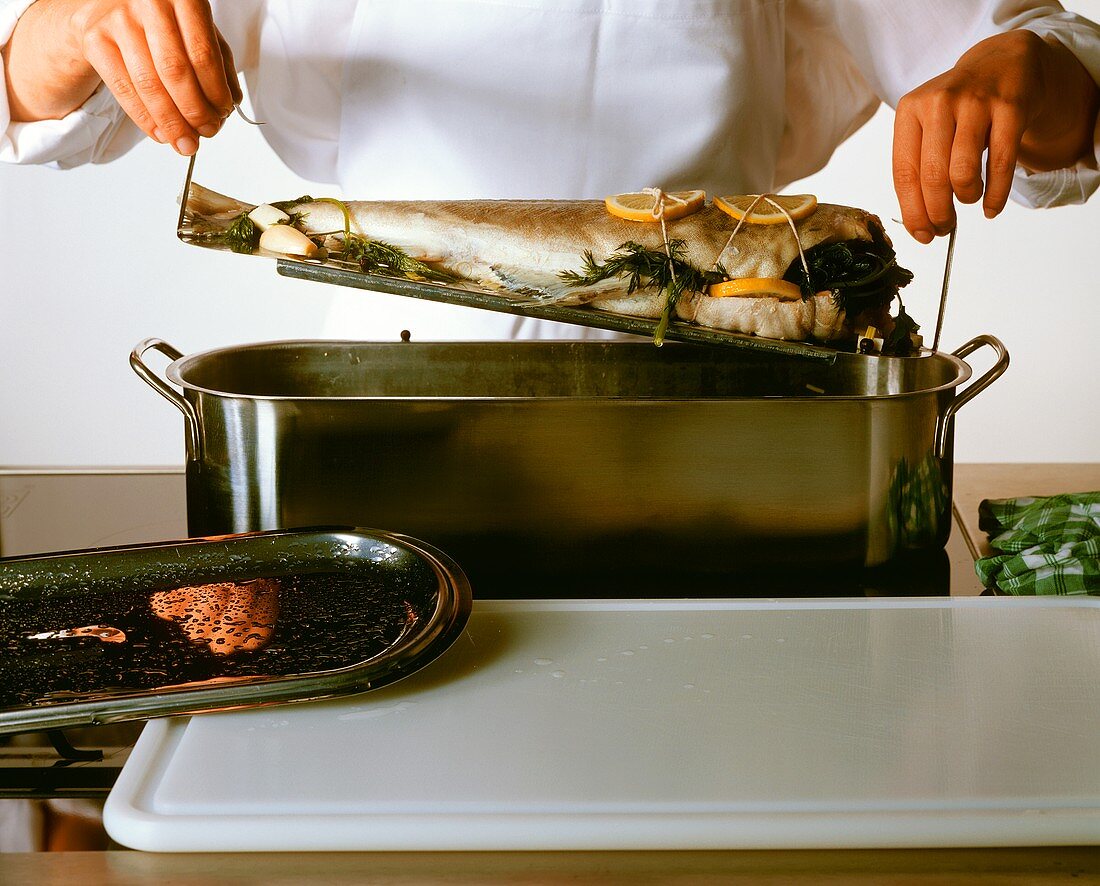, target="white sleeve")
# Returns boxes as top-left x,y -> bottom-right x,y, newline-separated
818,1 -> 1100,208
0,0 -> 142,167
1014,12 -> 1100,208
